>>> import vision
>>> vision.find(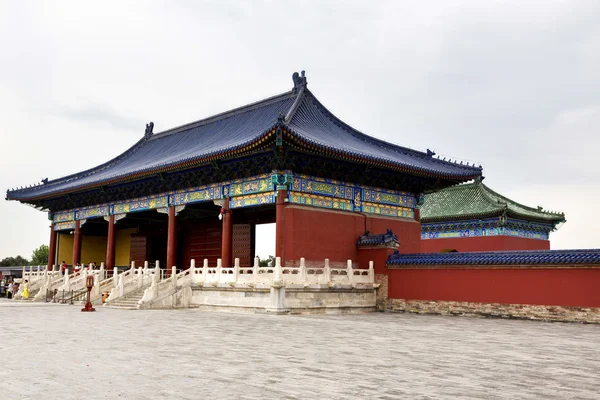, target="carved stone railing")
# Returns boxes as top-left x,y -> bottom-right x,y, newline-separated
135,256 -> 375,311
32,270 -> 70,302
14,266 -> 60,300
104,262 -> 158,304
144,256 -> 373,290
